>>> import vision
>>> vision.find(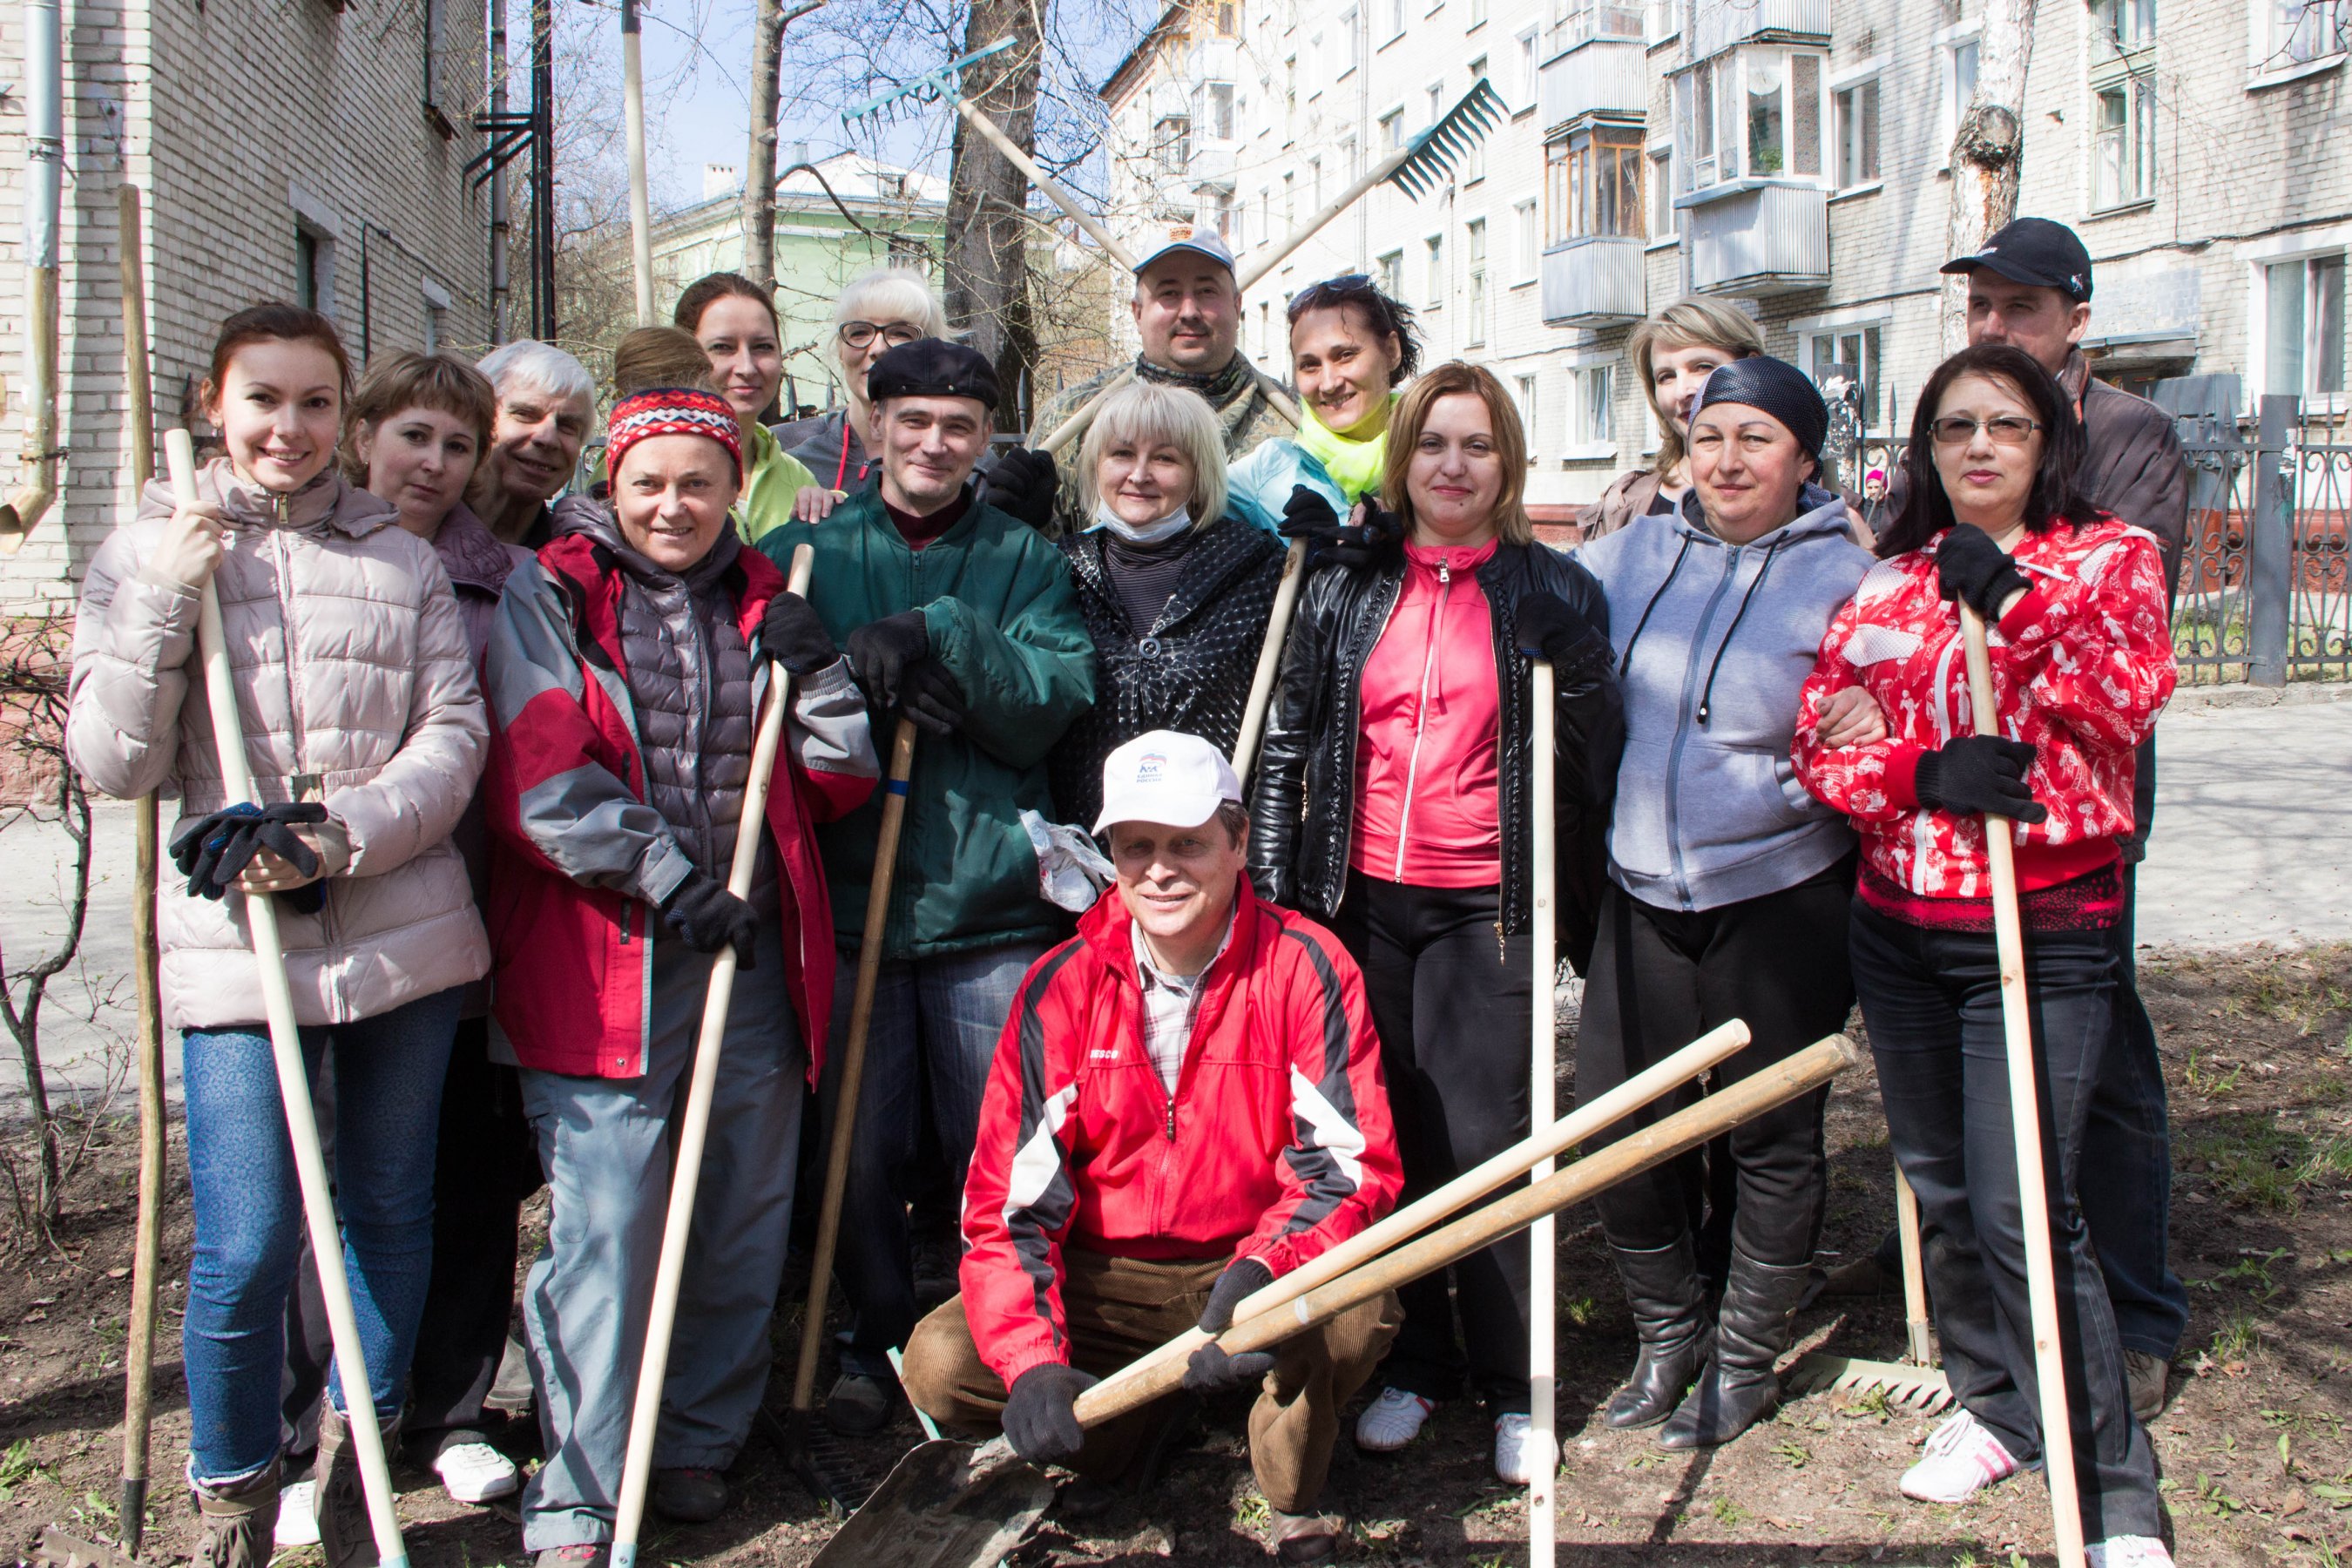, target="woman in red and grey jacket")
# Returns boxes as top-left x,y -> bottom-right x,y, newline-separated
1251,362 -> 1621,1484
1793,343 -> 2174,1565
482,388 -> 876,1560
